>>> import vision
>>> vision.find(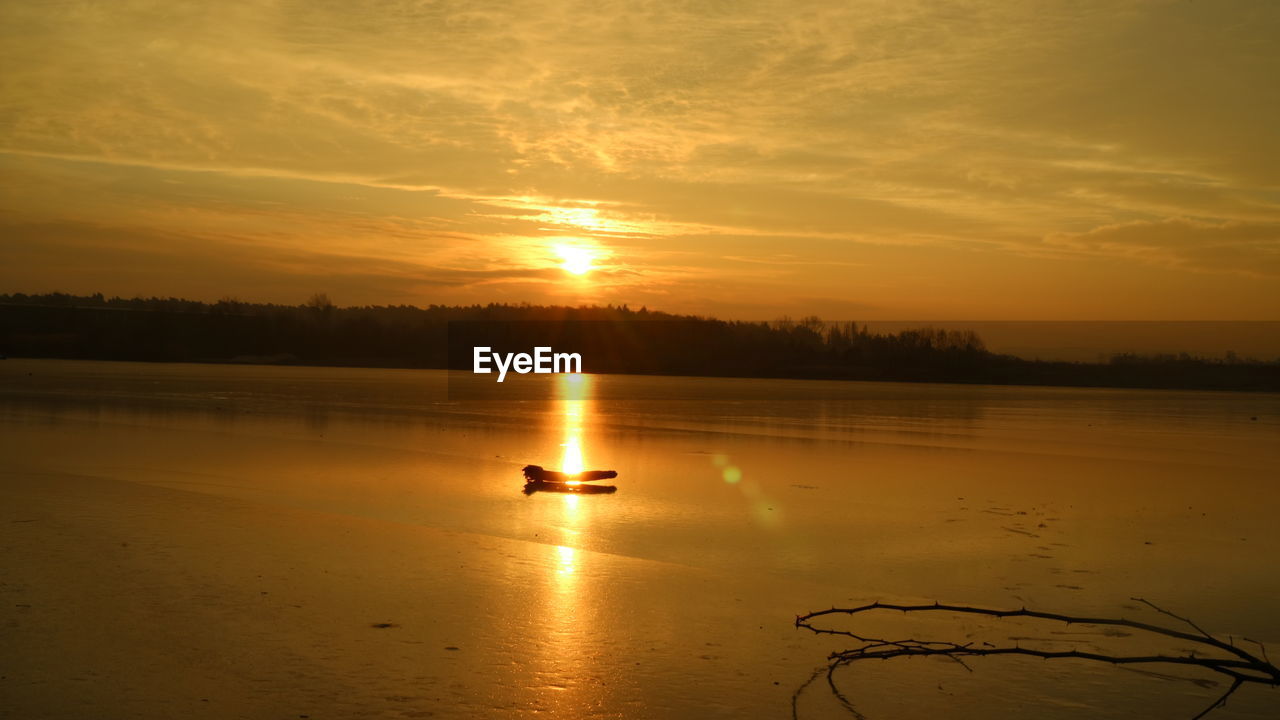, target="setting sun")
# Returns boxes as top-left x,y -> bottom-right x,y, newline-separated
555,244 -> 594,276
